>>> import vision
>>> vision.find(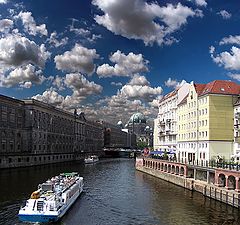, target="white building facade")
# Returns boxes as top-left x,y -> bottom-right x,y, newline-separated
154,83 -> 190,151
